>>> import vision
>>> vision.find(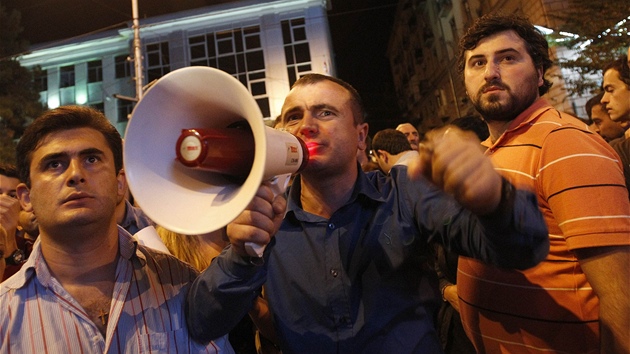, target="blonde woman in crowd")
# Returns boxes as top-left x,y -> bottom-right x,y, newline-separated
155,226 -> 279,354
